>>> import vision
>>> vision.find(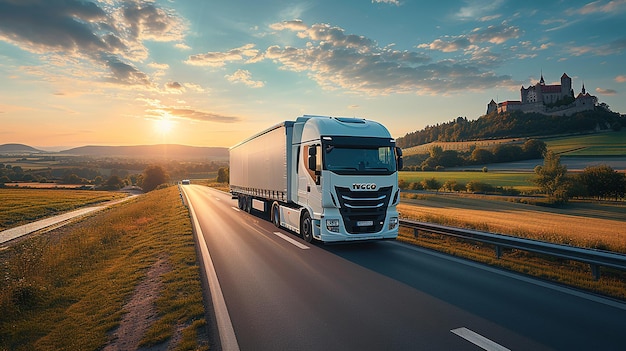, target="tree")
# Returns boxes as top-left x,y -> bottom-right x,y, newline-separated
216,167 -> 229,183
522,139 -> 547,159
577,165 -> 626,200
470,148 -> 494,164
103,175 -> 125,190
421,177 -> 441,191
532,151 -> 570,203
141,165 -> 169,192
